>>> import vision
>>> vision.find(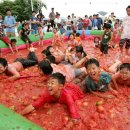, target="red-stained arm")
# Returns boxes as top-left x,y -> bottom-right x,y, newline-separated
62,93 -> 80,119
